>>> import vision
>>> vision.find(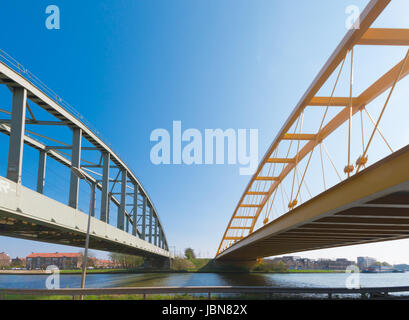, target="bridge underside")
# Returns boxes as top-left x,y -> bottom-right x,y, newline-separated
0,176 -> 170,260
216,145 -> 409,262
